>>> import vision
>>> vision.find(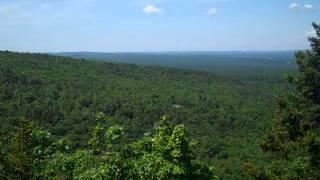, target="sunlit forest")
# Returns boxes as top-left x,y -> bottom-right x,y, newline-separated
0,0 -> 320,177
0,23 -> 318,179
0,50 -> 284,179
